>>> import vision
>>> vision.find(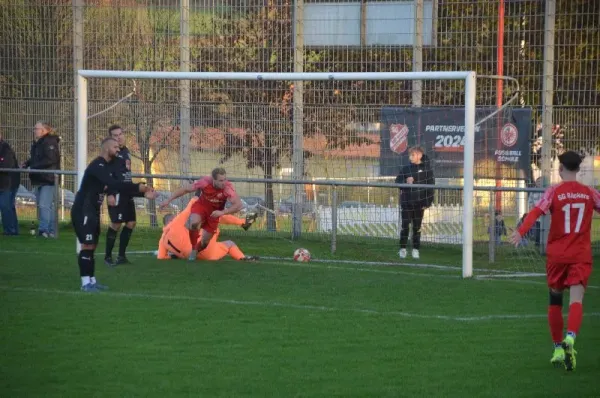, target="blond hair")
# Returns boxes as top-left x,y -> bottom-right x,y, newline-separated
36,120 -> 56,135
211,167 -> 226,179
